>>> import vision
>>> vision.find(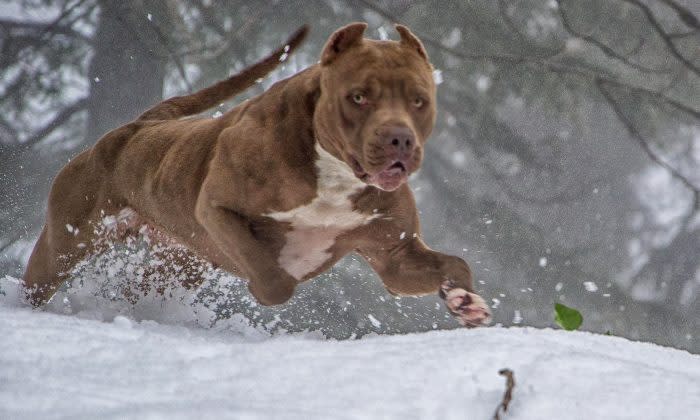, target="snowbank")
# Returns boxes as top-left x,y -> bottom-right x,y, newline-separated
1,295 -> 698,419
